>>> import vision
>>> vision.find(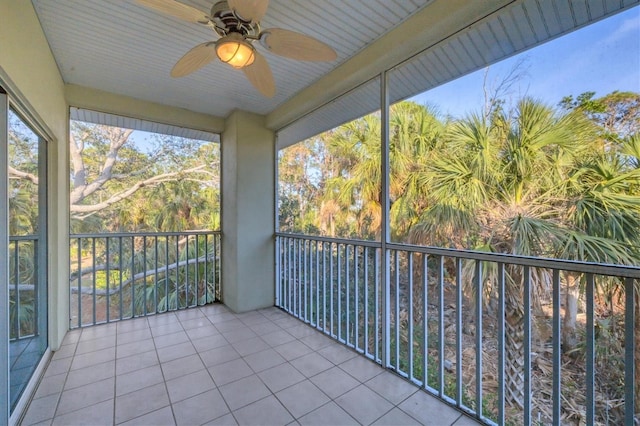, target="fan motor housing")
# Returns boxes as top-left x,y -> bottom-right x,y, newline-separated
210,1 -> 260,38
